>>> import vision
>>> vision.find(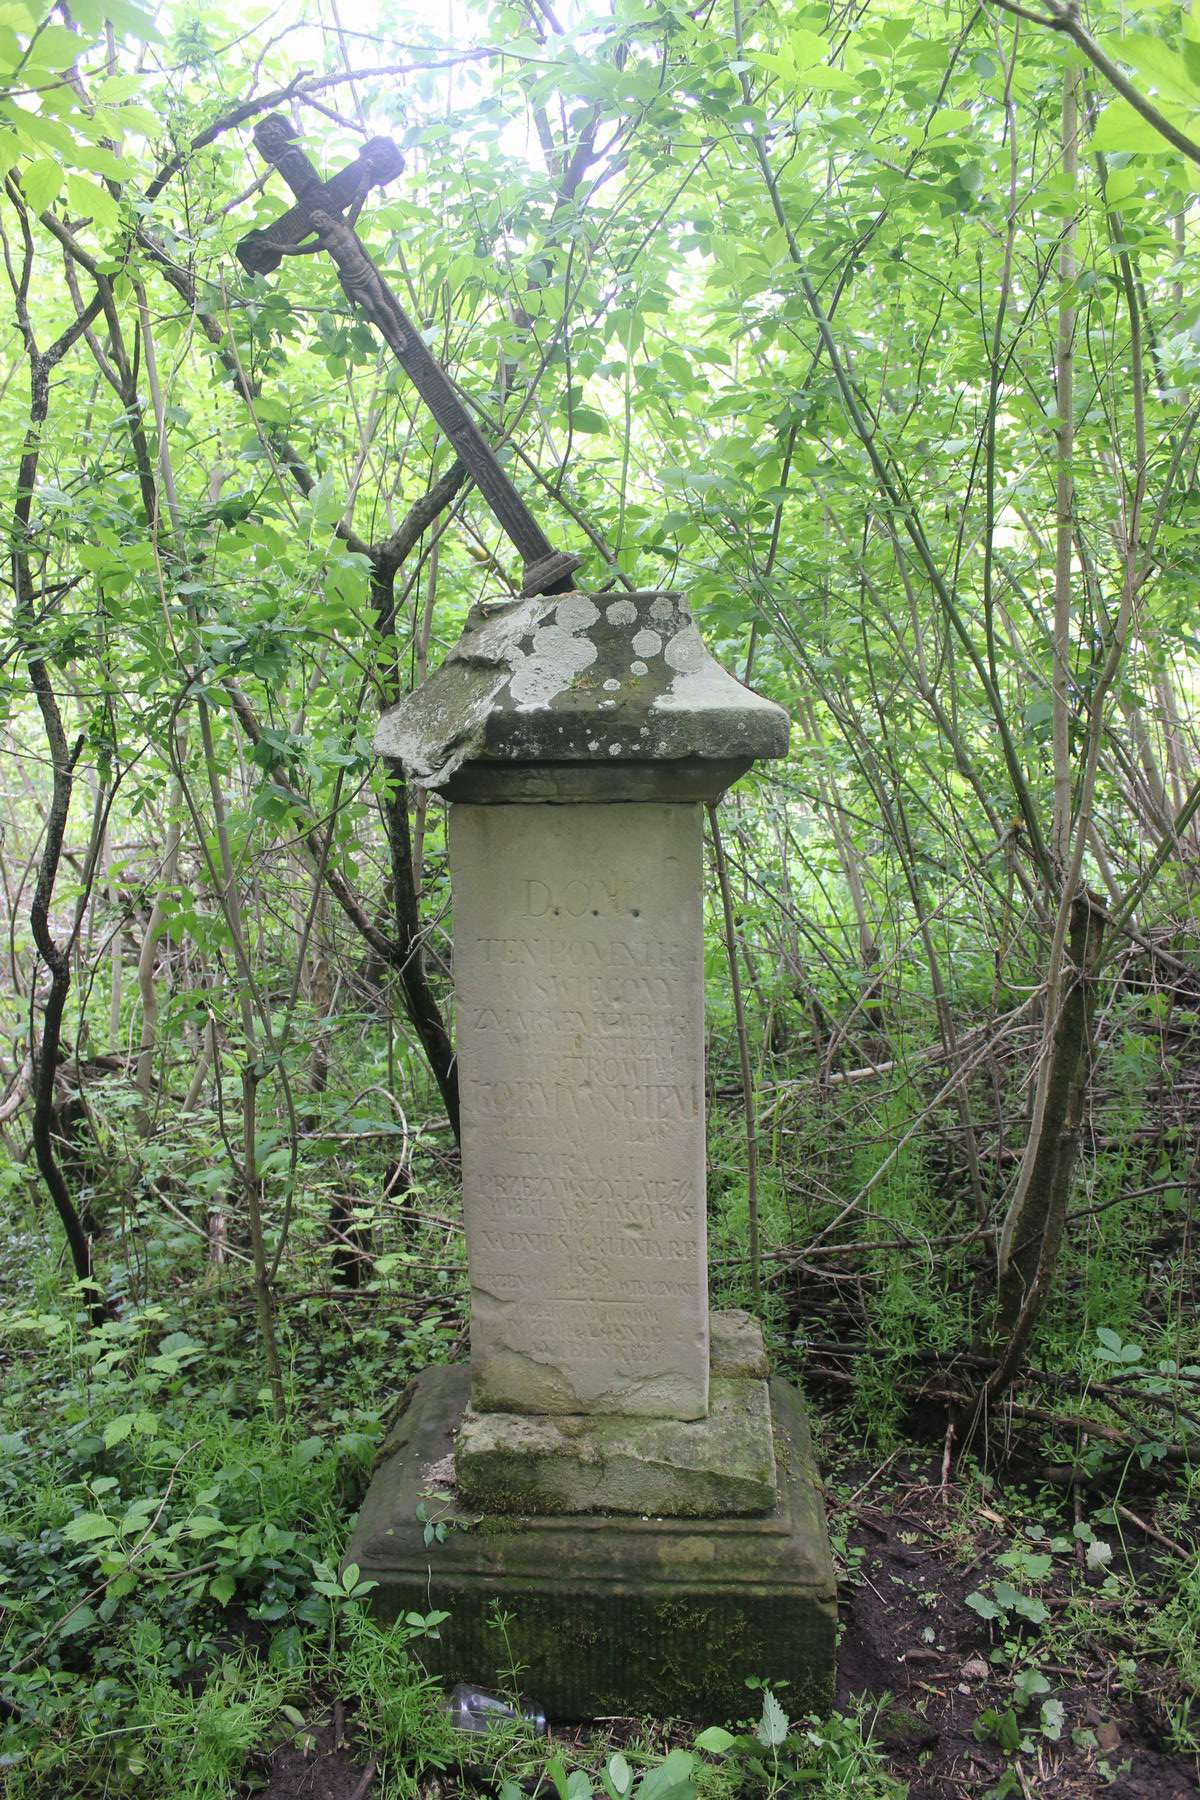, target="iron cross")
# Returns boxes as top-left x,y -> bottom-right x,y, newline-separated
236,115 -> 582,599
